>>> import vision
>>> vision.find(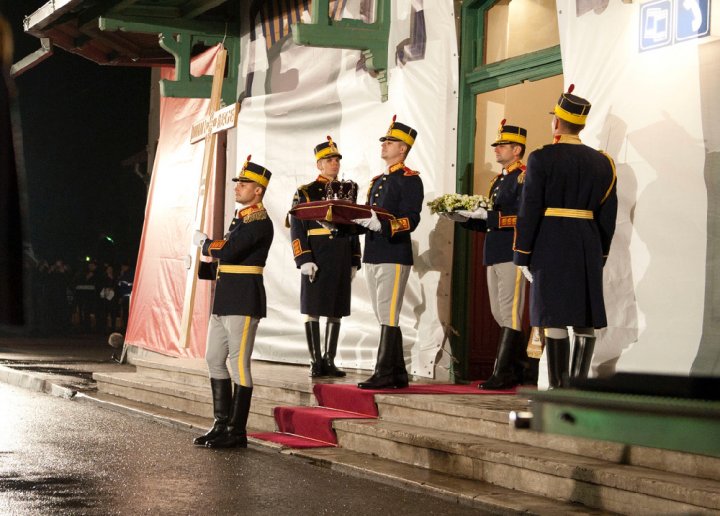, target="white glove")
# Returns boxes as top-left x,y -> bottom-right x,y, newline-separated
317,220 -> 336,231
300,262 -> 318,282
183,255 -> 192,270
351,266 -> 359,280
457,207 -> 488,220
352,209 -> 382,232
192,230 -> 208,247
519,265 -> 533,283
440,211 -> 468,222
